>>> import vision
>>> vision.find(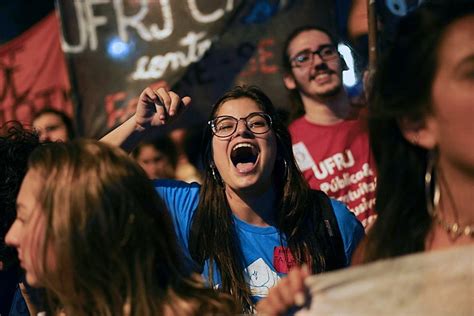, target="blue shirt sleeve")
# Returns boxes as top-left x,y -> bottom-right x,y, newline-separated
153,179 -> 201,270
330,199 -> 365,265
